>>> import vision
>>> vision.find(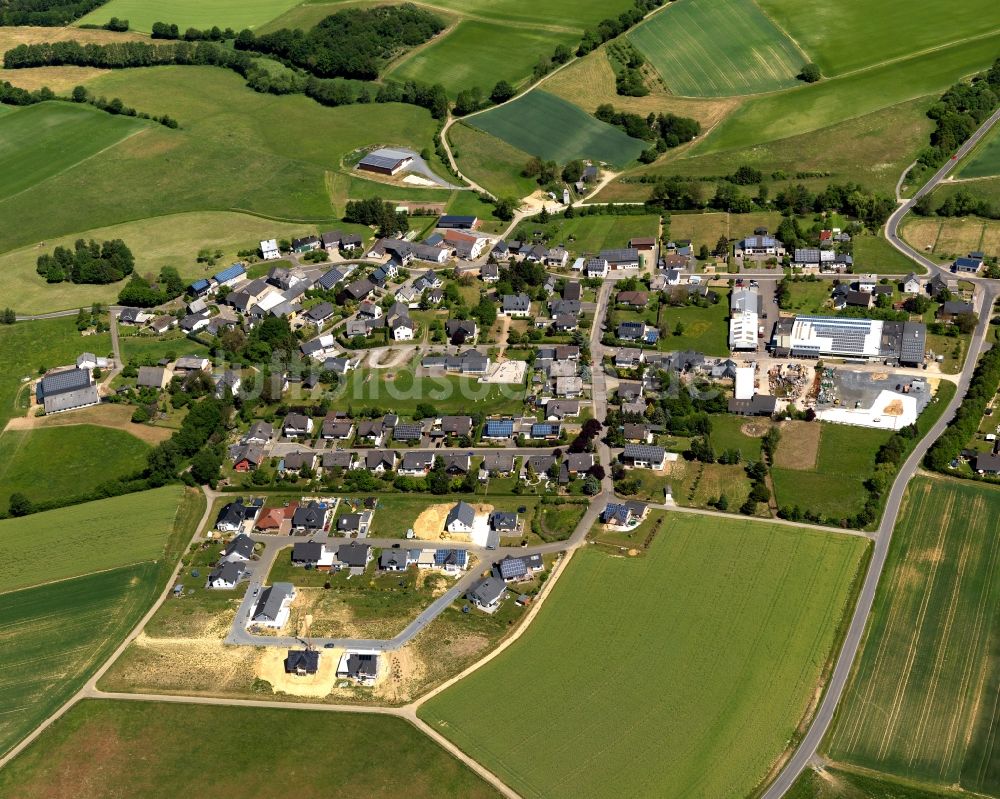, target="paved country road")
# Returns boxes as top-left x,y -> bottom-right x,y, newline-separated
761,105 -> 1000,798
